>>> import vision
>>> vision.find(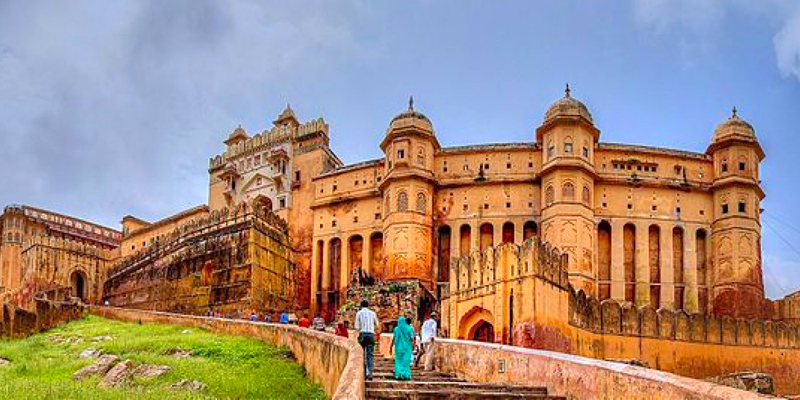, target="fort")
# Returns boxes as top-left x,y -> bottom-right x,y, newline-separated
1,87 -> 799,397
